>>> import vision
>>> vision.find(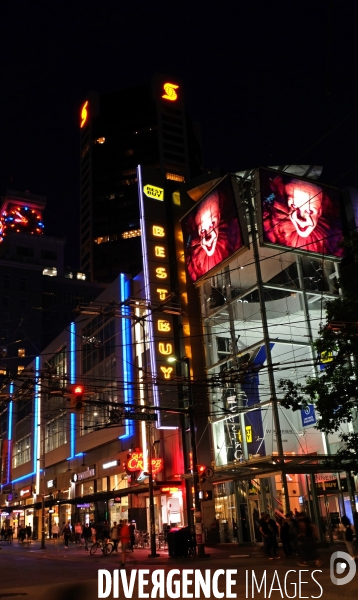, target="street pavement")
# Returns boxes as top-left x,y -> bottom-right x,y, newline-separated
0,539 -> 357,599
